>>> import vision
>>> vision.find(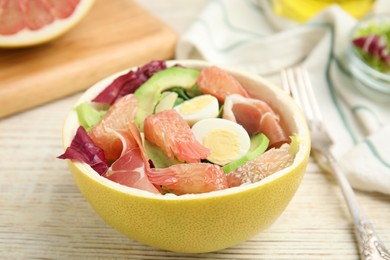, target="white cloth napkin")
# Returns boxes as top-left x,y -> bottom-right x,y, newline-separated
176,0 -> 390,195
